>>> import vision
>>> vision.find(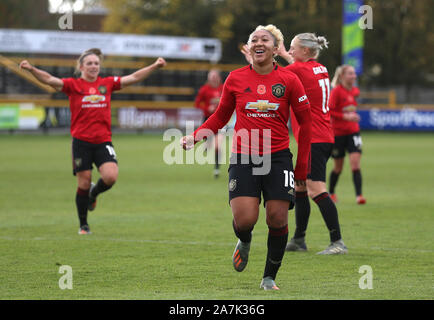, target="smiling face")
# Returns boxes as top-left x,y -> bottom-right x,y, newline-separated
80,54 -> 100,81
248,29 -> 278,66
